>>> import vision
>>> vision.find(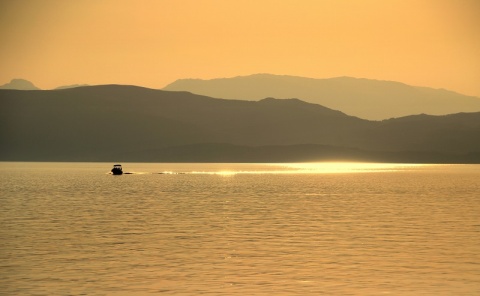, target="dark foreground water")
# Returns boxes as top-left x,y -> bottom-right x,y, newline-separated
0,162 -> 479,295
